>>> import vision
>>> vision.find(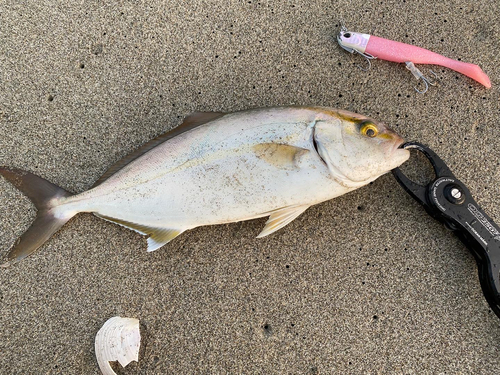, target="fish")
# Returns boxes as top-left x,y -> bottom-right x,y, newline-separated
0,106 -> 409,265
337,27 -> 491,90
